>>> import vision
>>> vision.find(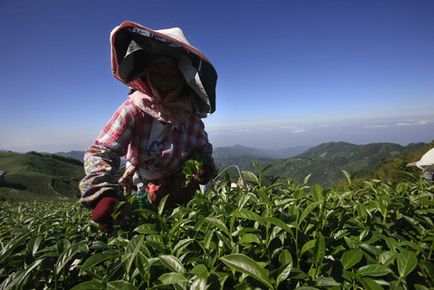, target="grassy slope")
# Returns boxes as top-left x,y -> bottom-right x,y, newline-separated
0,187 -> 69,201
0,152 -> 84,200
